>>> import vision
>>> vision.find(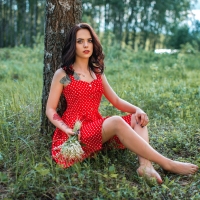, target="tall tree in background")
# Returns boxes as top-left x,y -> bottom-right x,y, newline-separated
0,0 -> 44,47
16,0 -> 27,45
0,0 -> 197,50
41,0 -> 82,134
81,0 -> 194,50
